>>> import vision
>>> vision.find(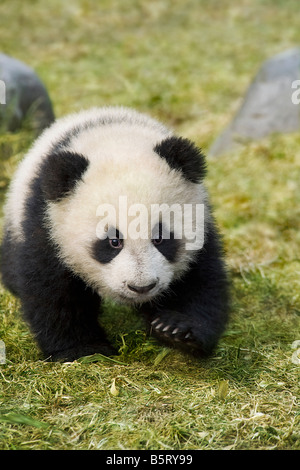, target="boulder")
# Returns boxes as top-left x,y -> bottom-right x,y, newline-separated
0,53 -> 55,133
209,48 -> 300,156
